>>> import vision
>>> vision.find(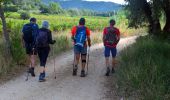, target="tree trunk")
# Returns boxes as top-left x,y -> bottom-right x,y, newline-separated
162,0 -> 170,34
163,10 -> 170,33
0,3 -> 11,59
142,0 -> 161,35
